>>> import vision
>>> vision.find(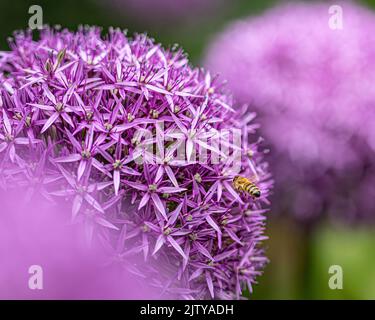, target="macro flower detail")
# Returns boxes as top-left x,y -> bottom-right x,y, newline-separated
0,26 -> 272,299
